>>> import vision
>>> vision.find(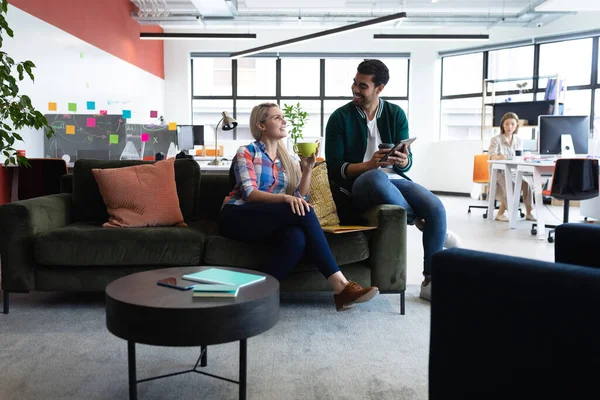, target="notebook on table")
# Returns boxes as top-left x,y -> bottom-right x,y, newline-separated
192,284 -> 239,298
183,268 -> 265,288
